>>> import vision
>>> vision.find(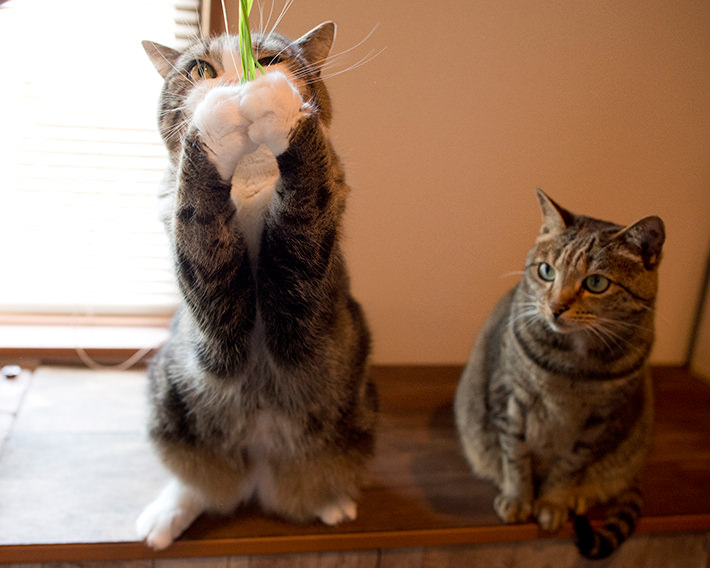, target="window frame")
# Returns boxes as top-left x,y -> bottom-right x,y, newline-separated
0,0 -> 204,365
